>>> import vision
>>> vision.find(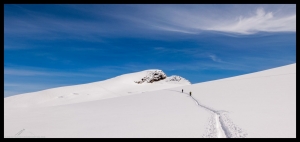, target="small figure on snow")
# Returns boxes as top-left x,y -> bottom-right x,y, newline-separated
182,89 -> 183,93
189,91 -> 192,96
